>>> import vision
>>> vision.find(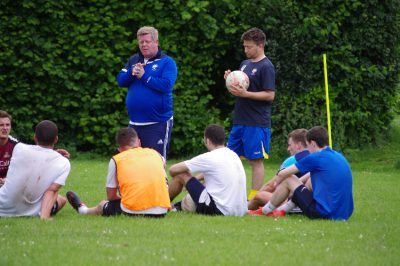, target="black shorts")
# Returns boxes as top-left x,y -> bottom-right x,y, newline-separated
291,185 -> 325,219
102,199 -> 122,216
185,177 -> 223,216
102,199 -> 166,218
